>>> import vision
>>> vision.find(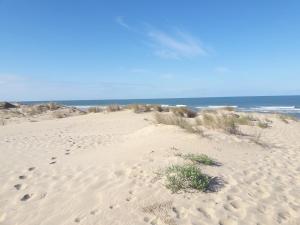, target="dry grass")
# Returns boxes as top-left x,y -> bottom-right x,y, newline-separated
127,104 -> 169,113
87,106 -> 103,113
52,111 -> 66,118
155,113 -> 203,135
171,107 -> 197,118
257,121 -> 269,128
278,114 -> 298,123
106,104 -> 121,112
198,113 -> 241,135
